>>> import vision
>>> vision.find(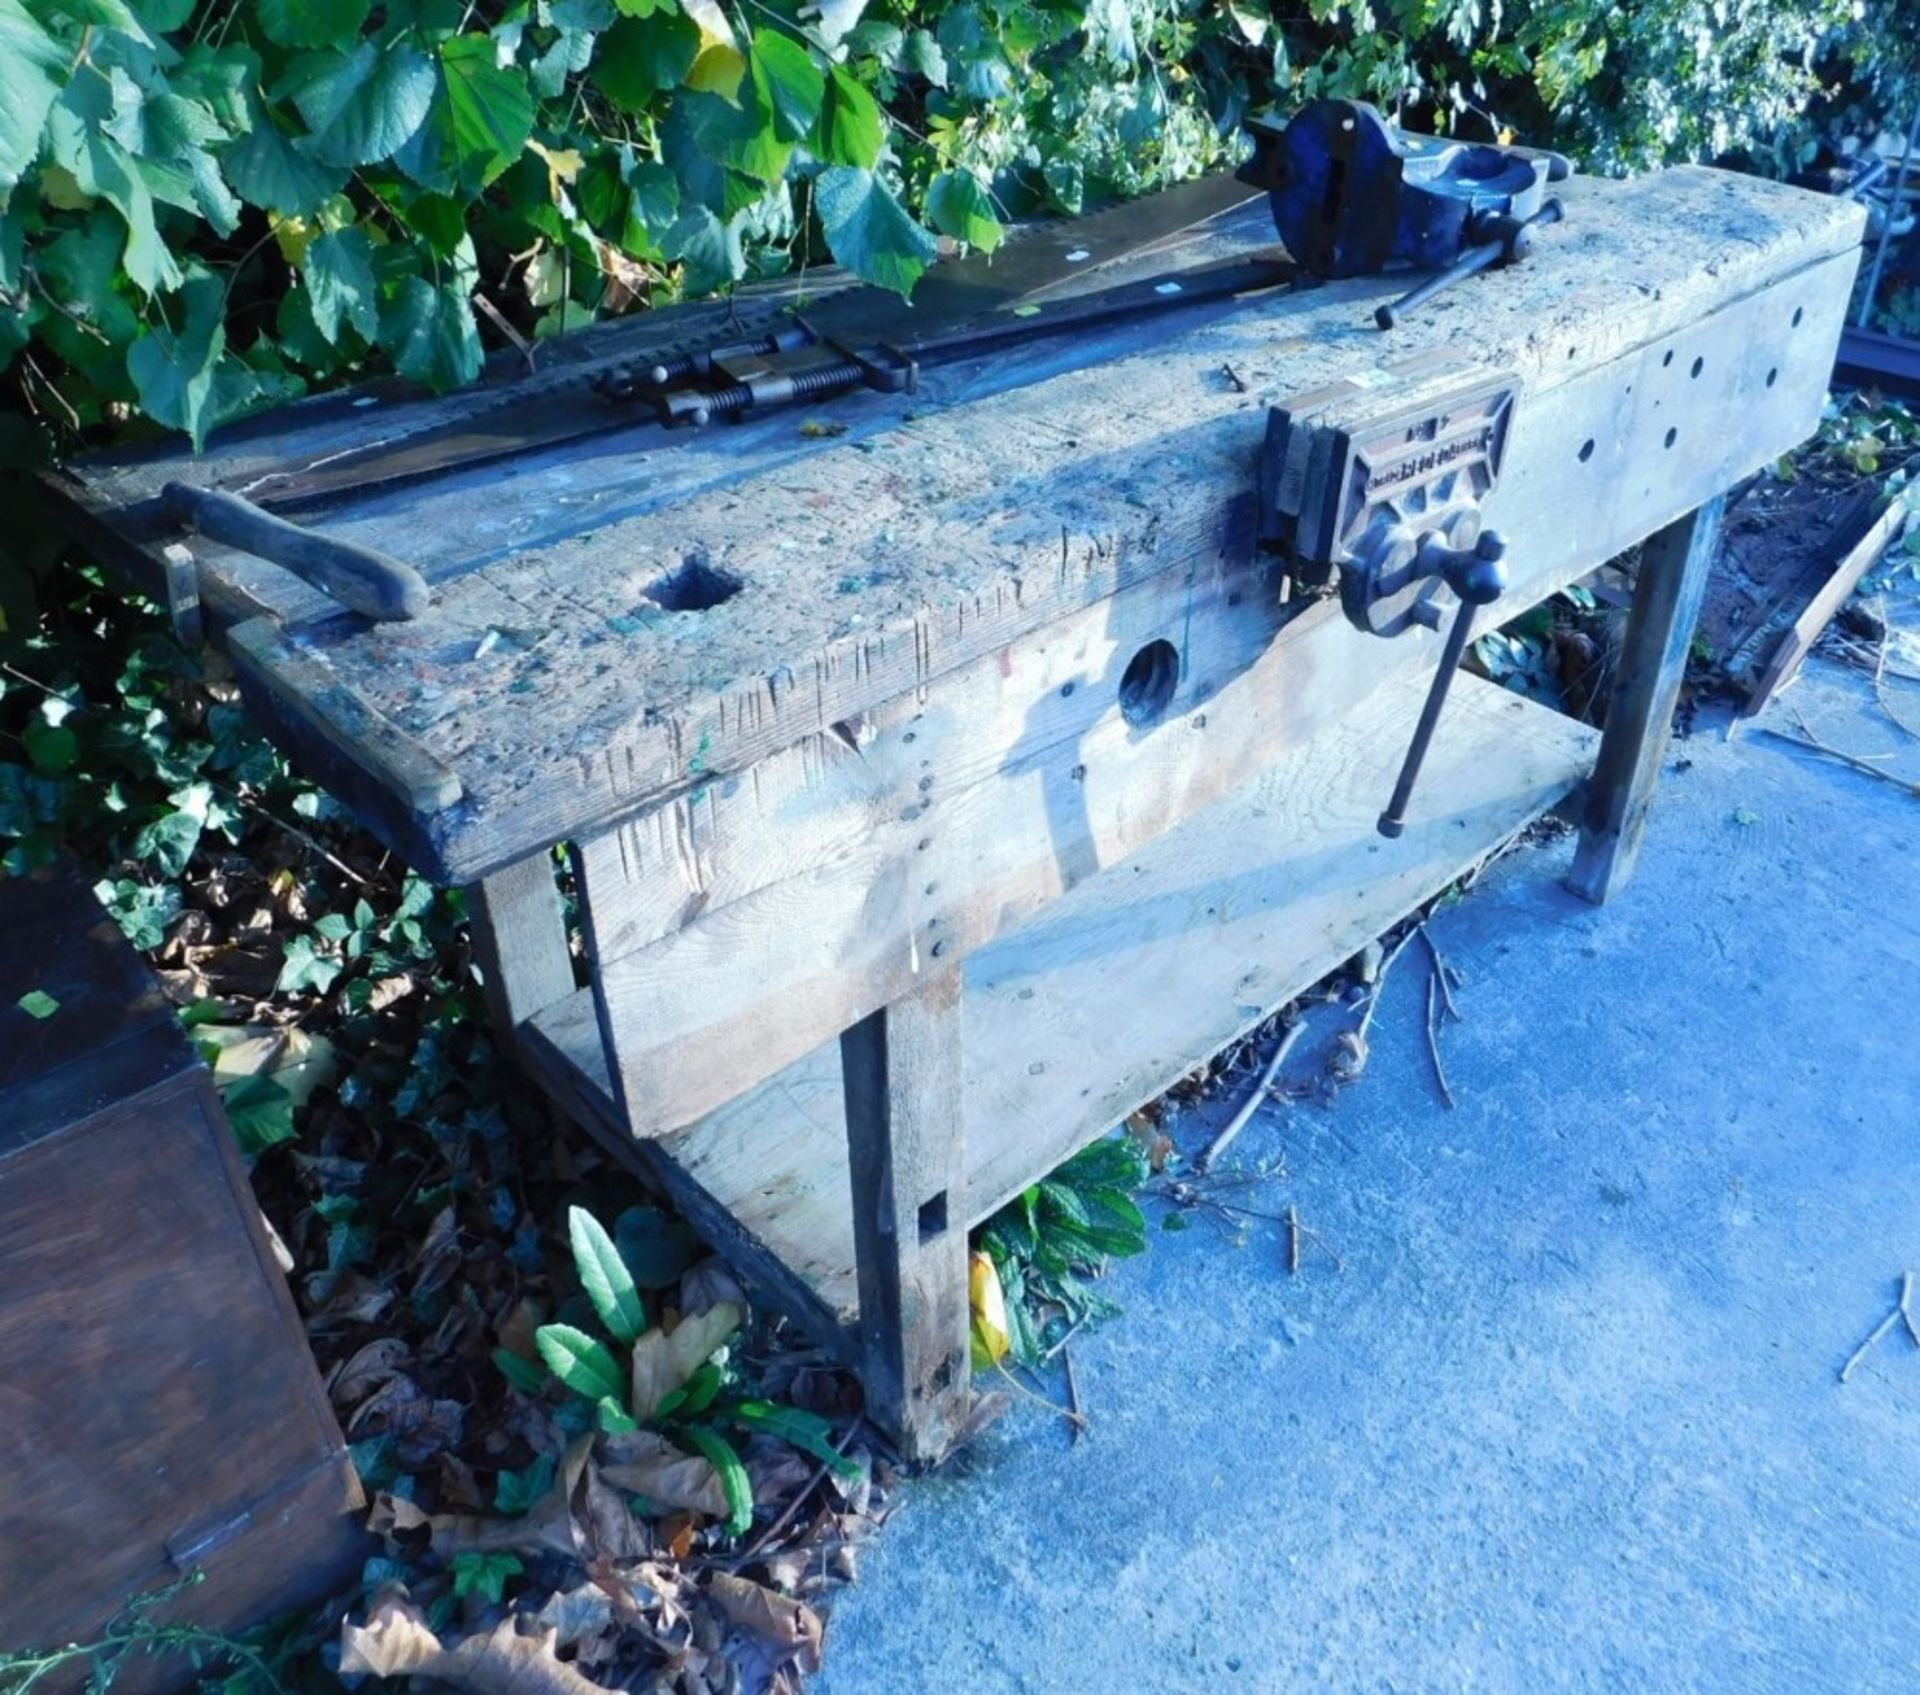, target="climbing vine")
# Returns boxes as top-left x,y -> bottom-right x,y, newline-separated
0,0 -> 1886,463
